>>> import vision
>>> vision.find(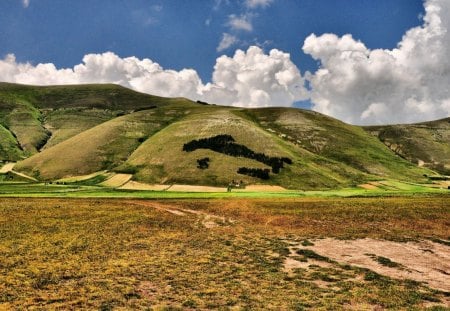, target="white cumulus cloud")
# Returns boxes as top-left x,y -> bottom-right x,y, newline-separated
0,52 -> 203,99
202,46 -> 308,107
0,47 -> 308,108
303,0 -> 450,125
22,0 -> 30,8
